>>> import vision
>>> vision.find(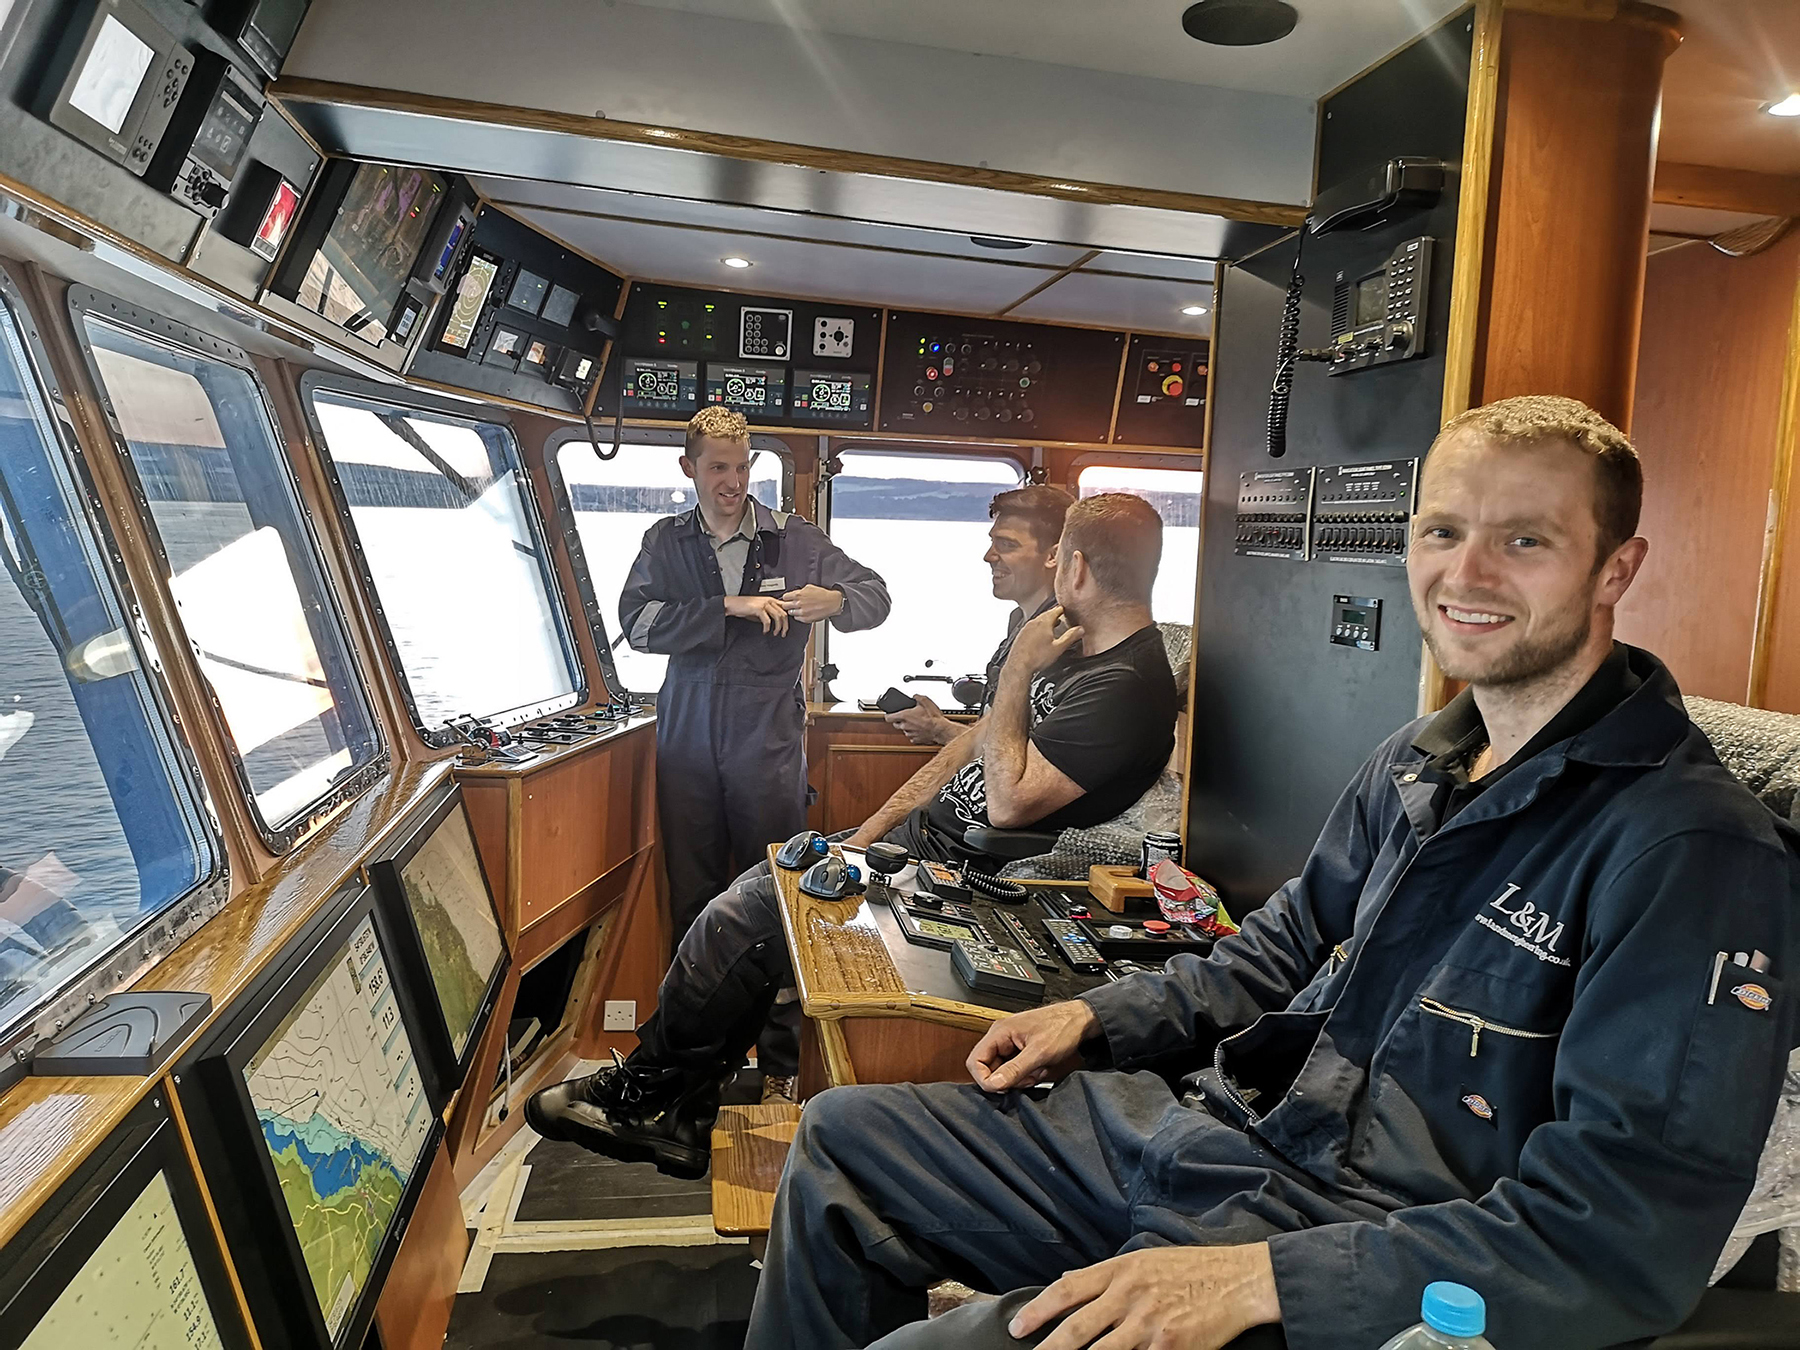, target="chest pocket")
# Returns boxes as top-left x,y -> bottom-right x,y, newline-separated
1354,964 -> 1569,1203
